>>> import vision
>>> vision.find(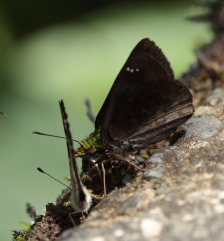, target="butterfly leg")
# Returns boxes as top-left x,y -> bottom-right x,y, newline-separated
94,162 -> 107,195
85,98 -> 96,124
101,163 -> 107,196
107,152 -> 145,172
69,210 -> 87,226
94,163 -> 103,182
69,212 -> 76,226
